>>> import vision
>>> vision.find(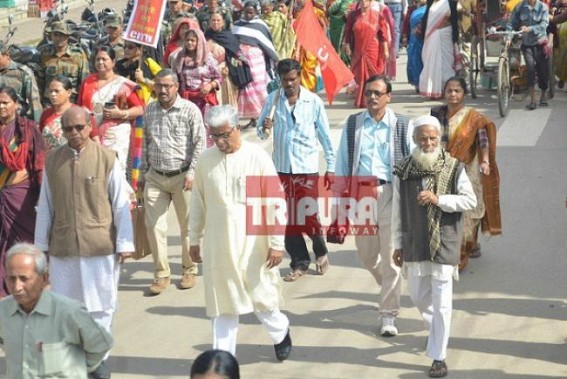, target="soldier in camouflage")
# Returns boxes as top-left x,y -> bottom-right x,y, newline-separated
0,42 -> 43,122
102,15 -> 125,60
37,21 -> 89,106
